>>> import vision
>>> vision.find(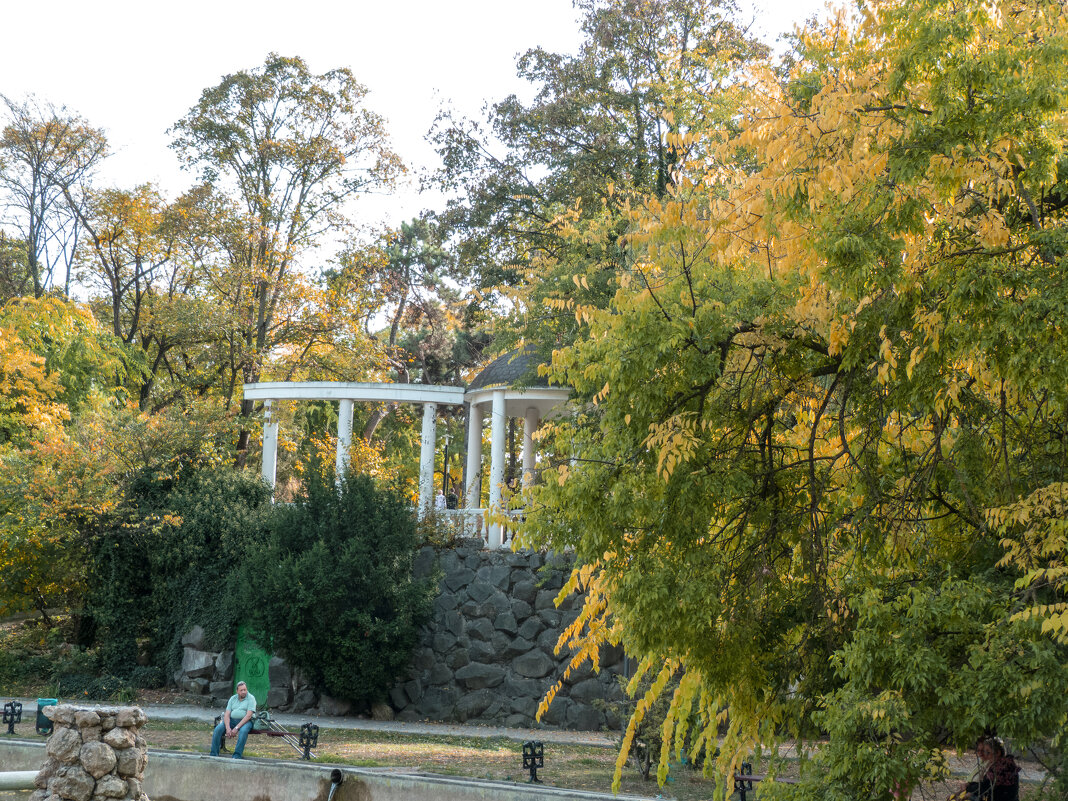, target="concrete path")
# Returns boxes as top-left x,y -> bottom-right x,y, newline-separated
7,697 -> 617,748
